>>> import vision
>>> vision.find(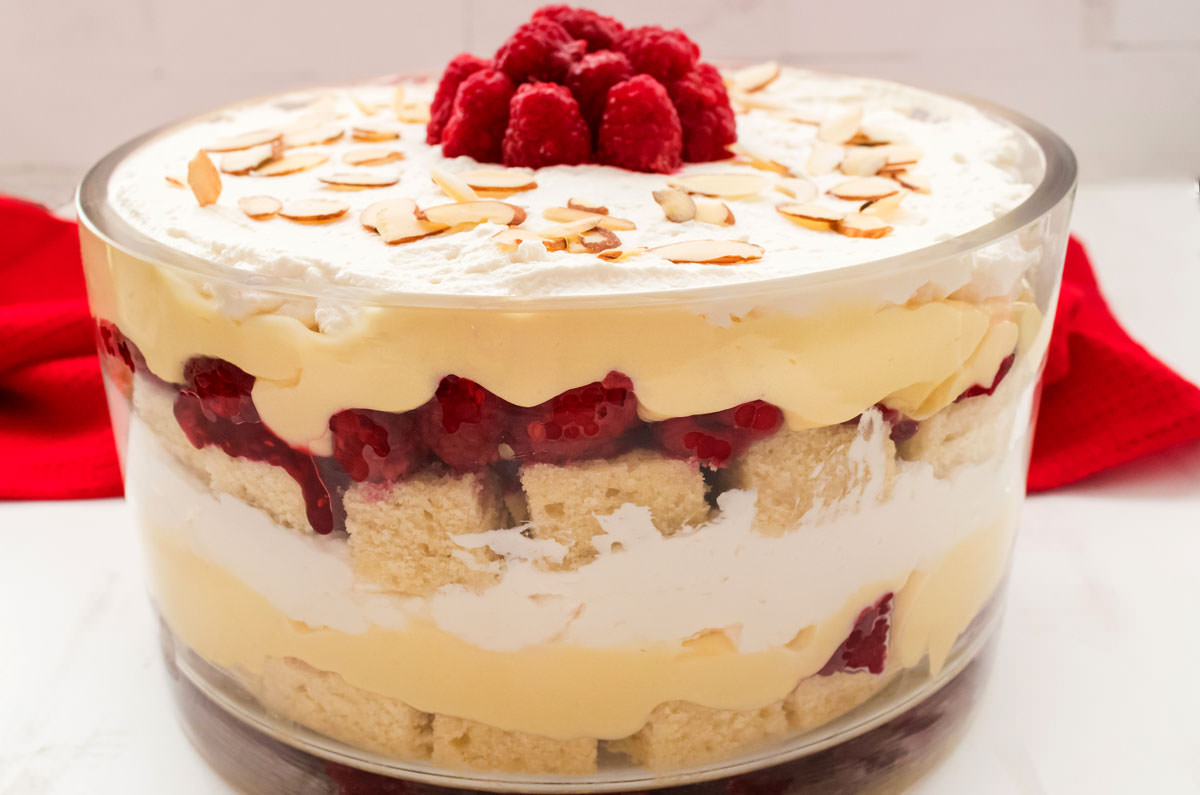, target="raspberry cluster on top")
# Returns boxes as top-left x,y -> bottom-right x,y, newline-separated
425,5 -> 737,173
